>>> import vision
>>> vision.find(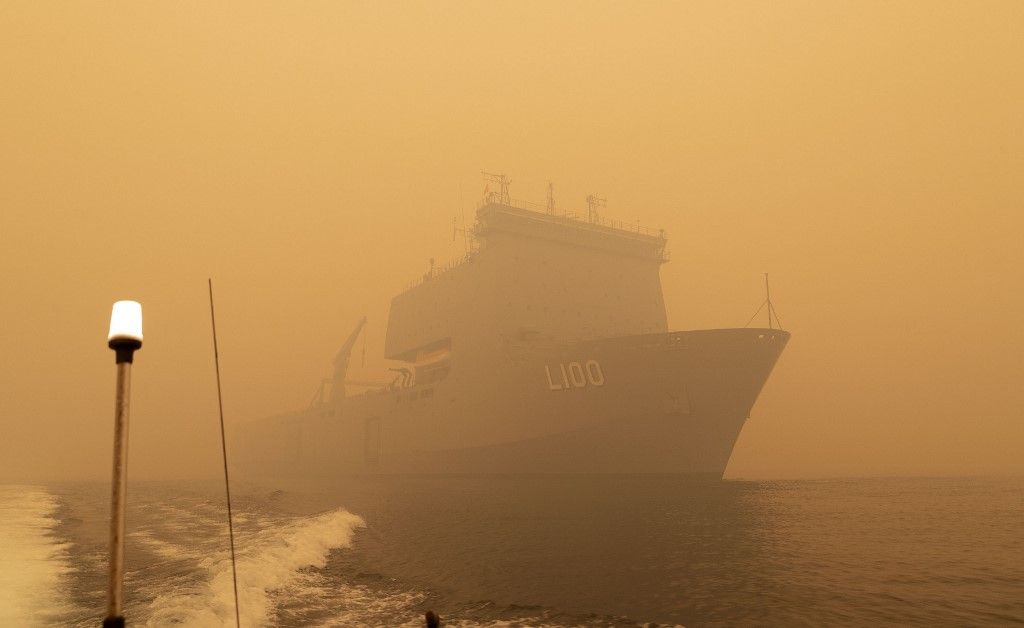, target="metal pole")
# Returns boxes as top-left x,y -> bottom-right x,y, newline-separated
104,360 -> 132,627
103,300 -> 141,628
208,279 -> 242,628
